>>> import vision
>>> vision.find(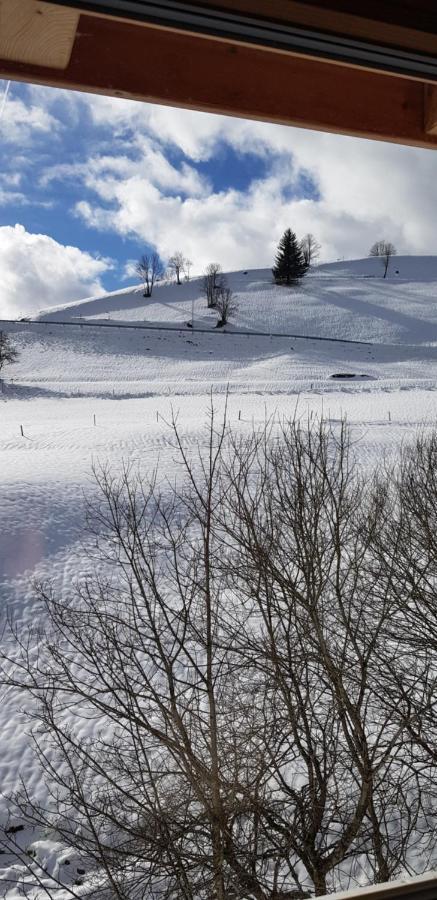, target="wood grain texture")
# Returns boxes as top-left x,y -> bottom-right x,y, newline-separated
1,13 -> 437,149
425,85 -> 437,135
0,0 -> 79,69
